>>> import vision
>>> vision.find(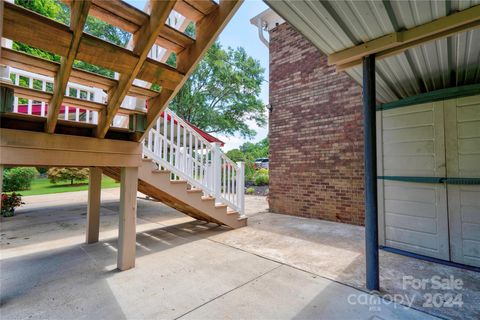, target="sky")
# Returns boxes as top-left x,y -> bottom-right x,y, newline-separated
125,0 -> 270,151
216,1 -> 269,151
